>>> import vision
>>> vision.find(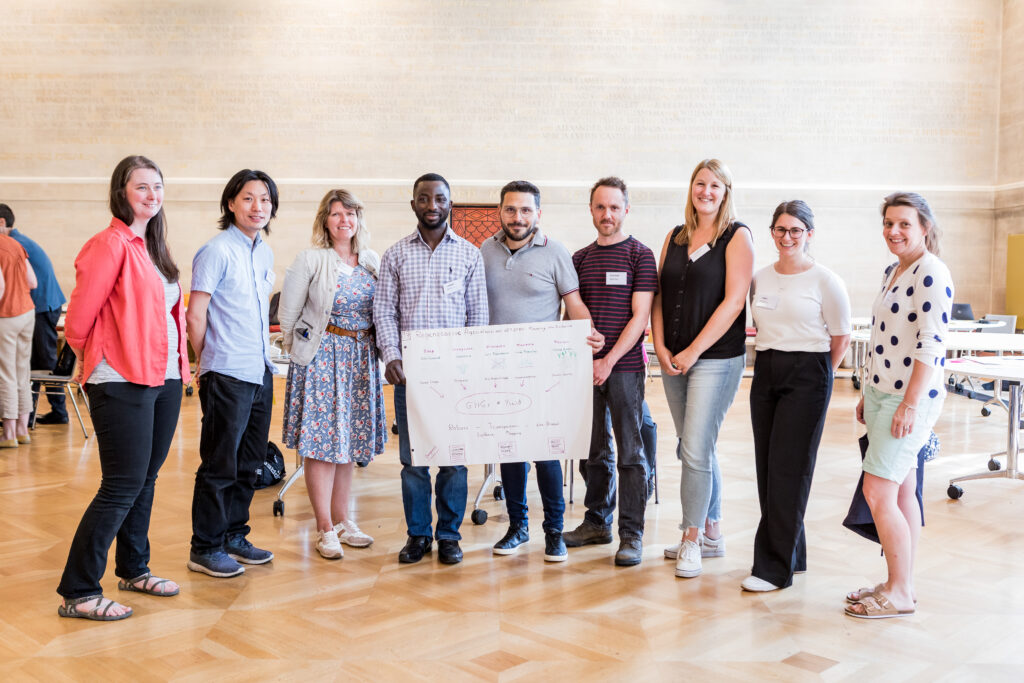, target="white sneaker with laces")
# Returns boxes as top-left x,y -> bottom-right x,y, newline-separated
316,529 -> 344,559
664,532 -> 725,559
741,575 -> 780,592
334,519 -> 374,547
674,539 -> 702,578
